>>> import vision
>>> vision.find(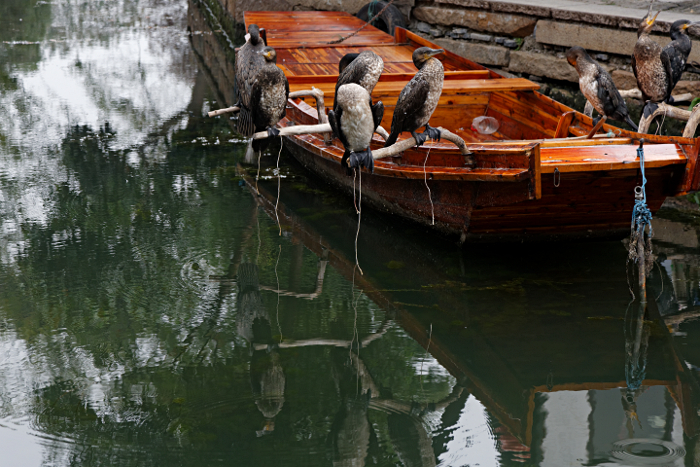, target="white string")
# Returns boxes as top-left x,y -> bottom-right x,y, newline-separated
255,149 -> 261,192
354,169 -> 364,276
423,147 -> 434,225
654,108 -> 667,136
275,244 -> 282,343
275,136 -> 282,236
